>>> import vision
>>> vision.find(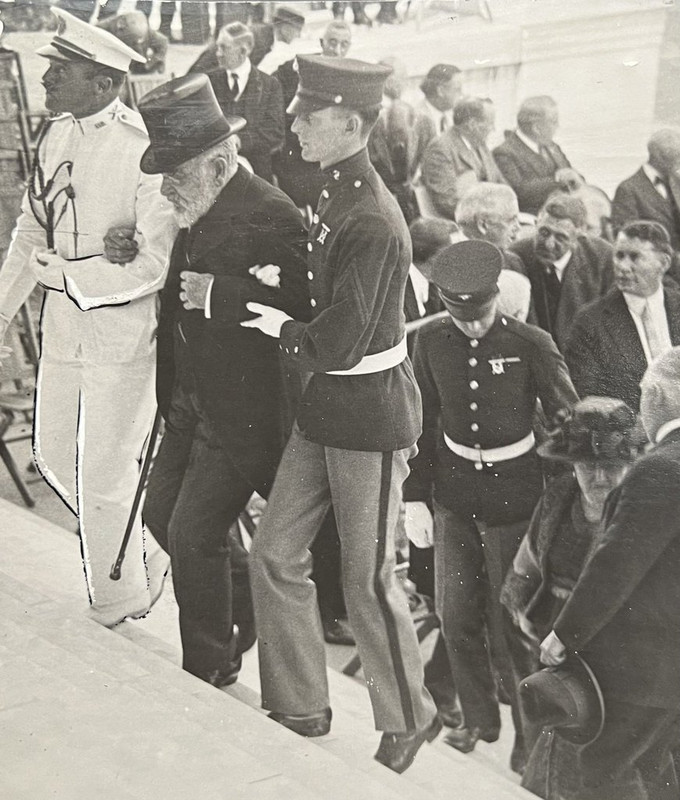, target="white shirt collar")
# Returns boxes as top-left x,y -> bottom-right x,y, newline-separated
655,418 -> 680,444
552,249 -> 572,279
642,162 -> 663,185
622,284 -> 665,317
423,99 -> 452,130
228,58 -> 252,99
516,128 -> 541,154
